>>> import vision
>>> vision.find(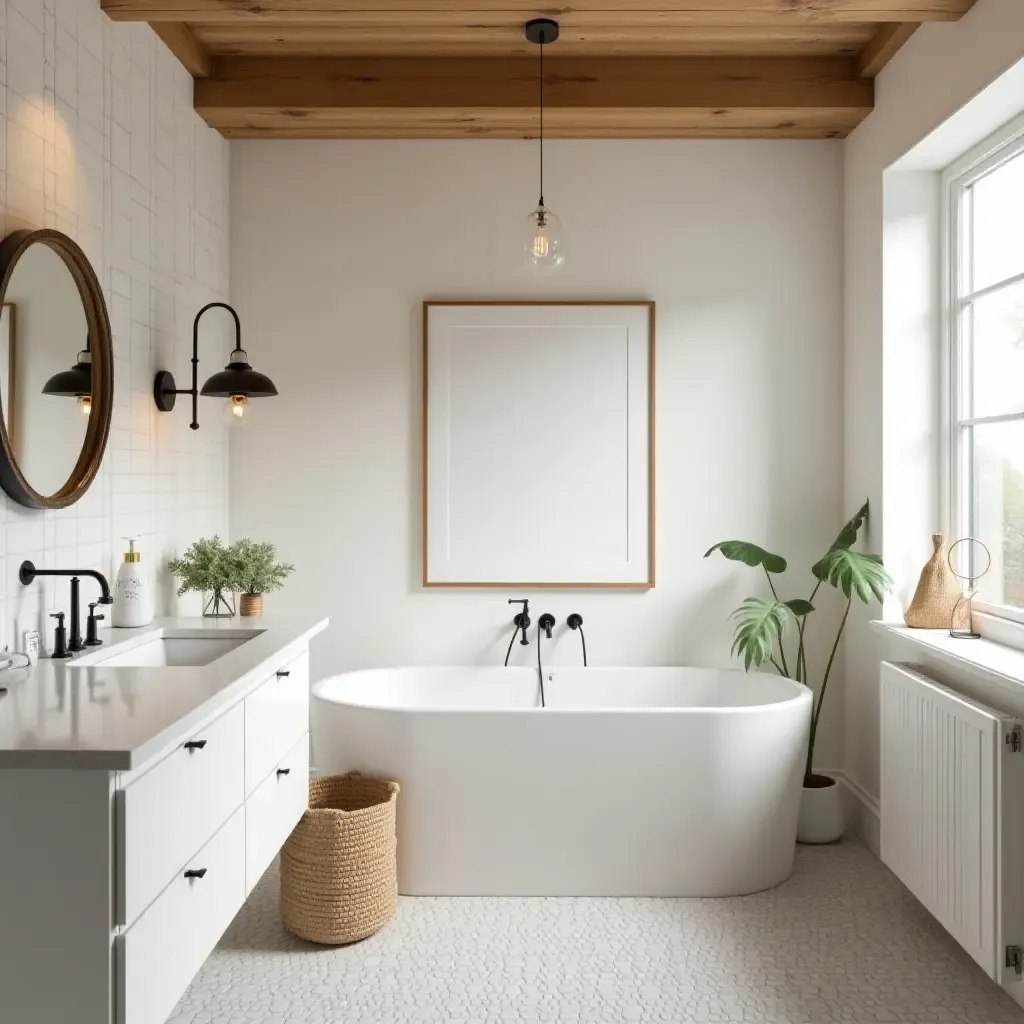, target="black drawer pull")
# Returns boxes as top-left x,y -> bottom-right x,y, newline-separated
276,767 -> 291,777
184,868 -> 207,880
276,670 -> 291,678
184,739 -> 207,751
